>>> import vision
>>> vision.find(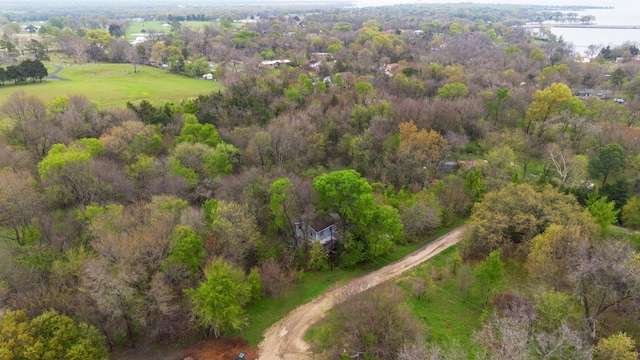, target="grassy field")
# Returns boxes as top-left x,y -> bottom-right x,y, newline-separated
305,246 -> 486,354
231,221 -> 467,346
305,239 -> 539,355
0,62 -> 221,109
401,248 -> 486,346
